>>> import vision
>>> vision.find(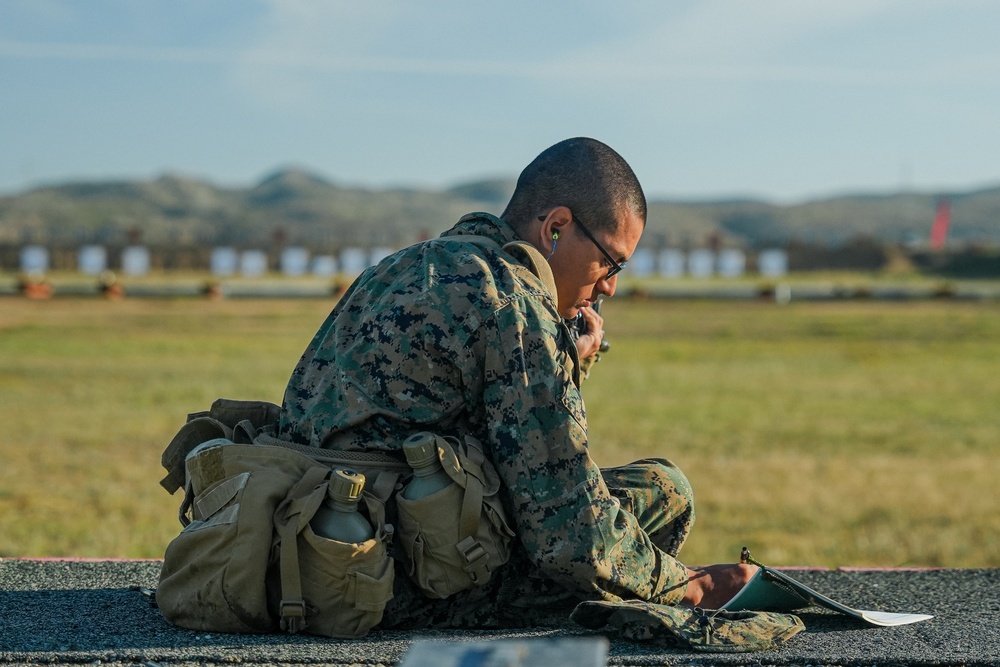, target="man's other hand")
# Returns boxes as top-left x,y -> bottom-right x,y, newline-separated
681,563 -> 759,609
574,305 -> 605,359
